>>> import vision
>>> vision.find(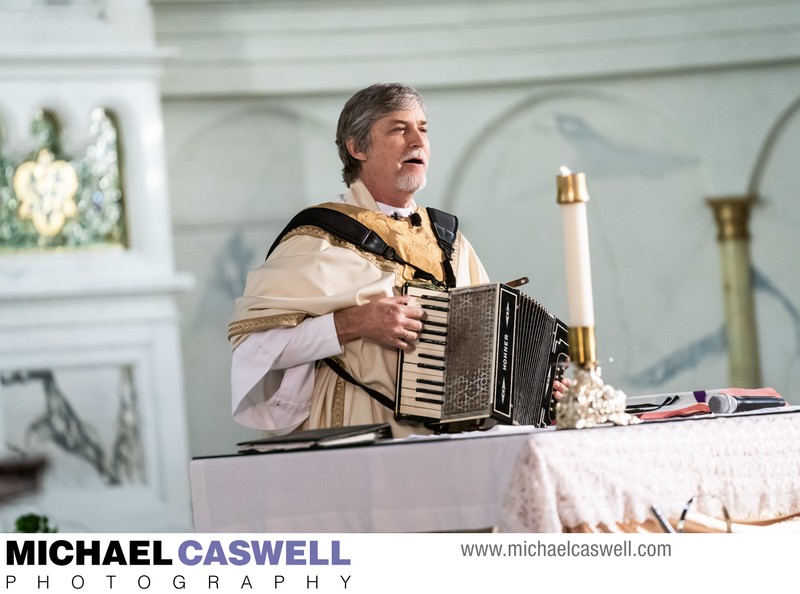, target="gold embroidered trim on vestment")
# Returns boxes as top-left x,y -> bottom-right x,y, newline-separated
279,202 -> 457,288
332,373 -> 346,428
227,313 -> 306,340
452,230 -> 462,278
